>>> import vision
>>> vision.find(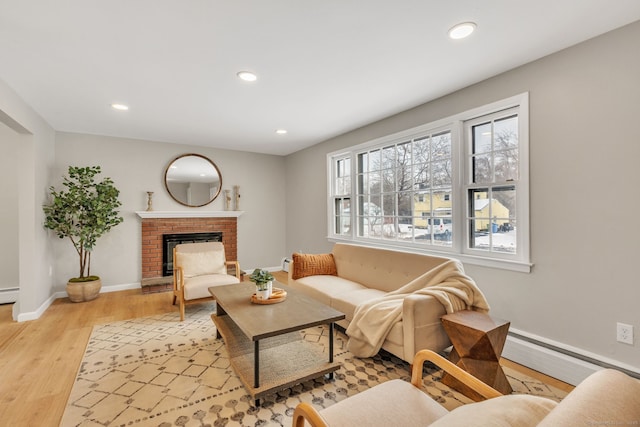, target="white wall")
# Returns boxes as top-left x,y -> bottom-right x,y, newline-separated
285,21 -> 640,371
0,77 -> 56,320
52,133 -> 287,290
0,122 -> 19,295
